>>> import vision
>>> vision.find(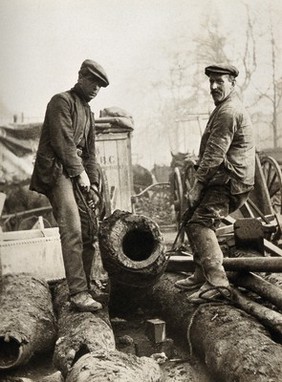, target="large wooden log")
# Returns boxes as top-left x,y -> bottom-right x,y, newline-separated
147,273 -> 282,382
230,288 -> 282,338
98,210 -> 167,288
0,274 -> 56,371
52,281 -> 161,381
66,350 -> 162,382
231,271 -> 282,311
52,281 -> 116,377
